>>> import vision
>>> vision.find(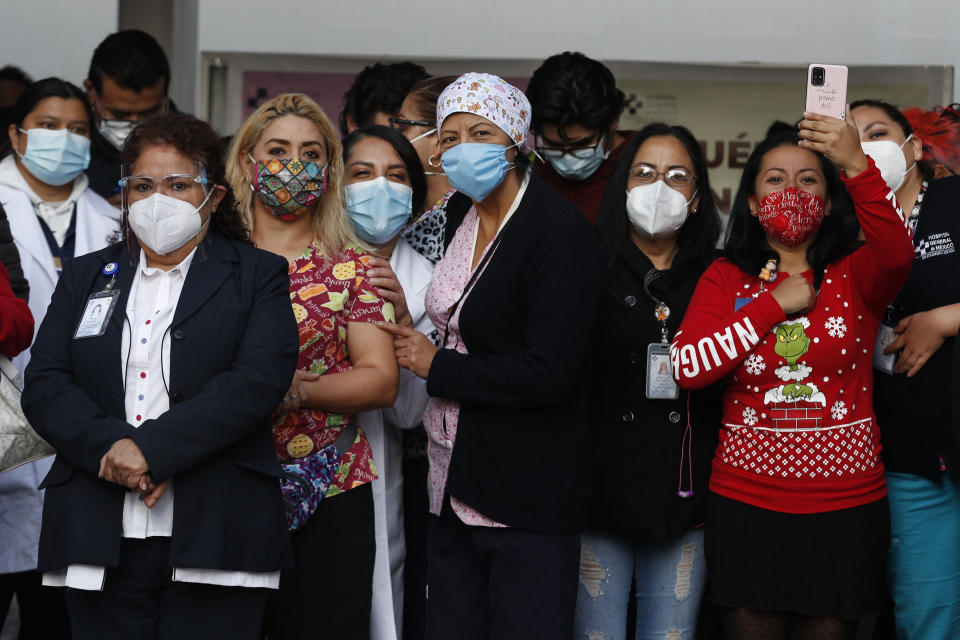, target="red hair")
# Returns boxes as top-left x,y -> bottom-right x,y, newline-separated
903,106 -> 960,174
